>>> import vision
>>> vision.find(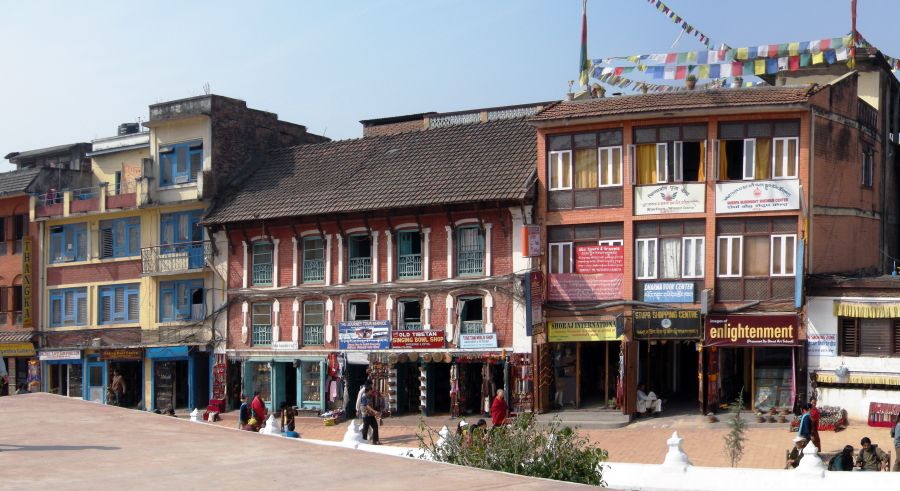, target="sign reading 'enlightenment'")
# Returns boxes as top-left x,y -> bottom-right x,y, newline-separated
705,314 -> 799,347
